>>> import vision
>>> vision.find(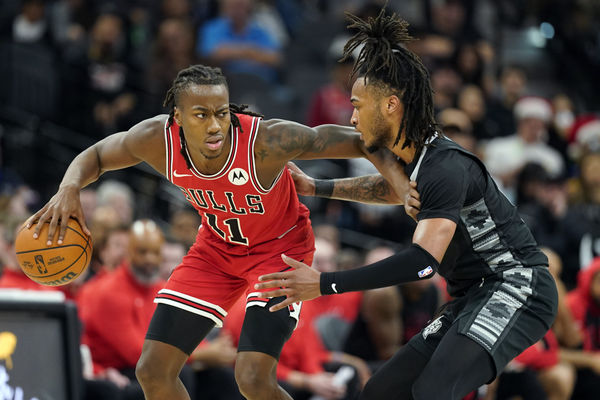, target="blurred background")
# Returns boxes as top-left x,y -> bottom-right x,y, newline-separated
1,0 -> 600,399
